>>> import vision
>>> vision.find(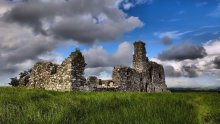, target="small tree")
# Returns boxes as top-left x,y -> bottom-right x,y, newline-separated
9,77 -> 19,87
19,71 -> 28,79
